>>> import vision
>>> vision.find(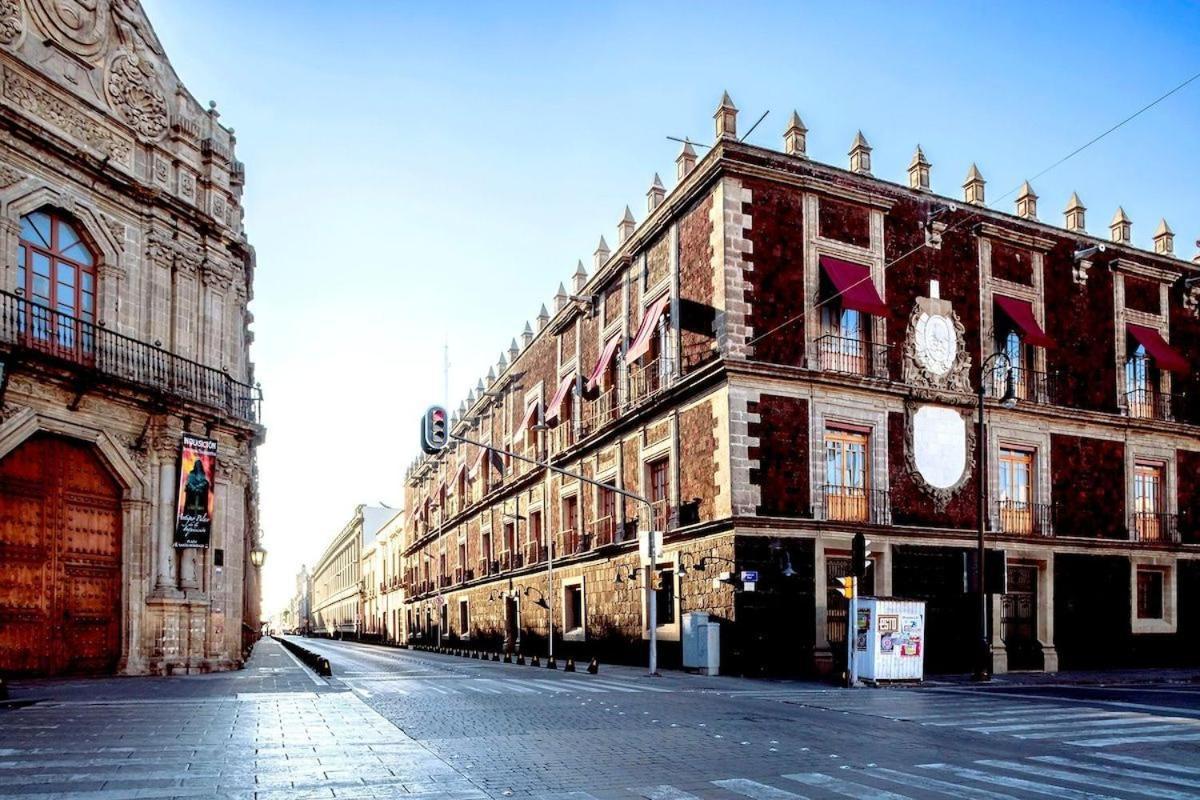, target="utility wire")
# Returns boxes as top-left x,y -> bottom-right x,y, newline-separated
746,68 -> 1200,350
